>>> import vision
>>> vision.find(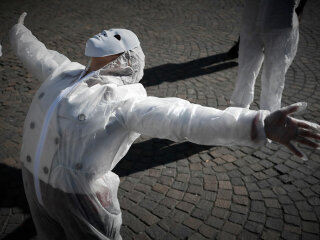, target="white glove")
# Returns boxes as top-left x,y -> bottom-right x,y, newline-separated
18,12 -> 27,25
264,102 -> 320,160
